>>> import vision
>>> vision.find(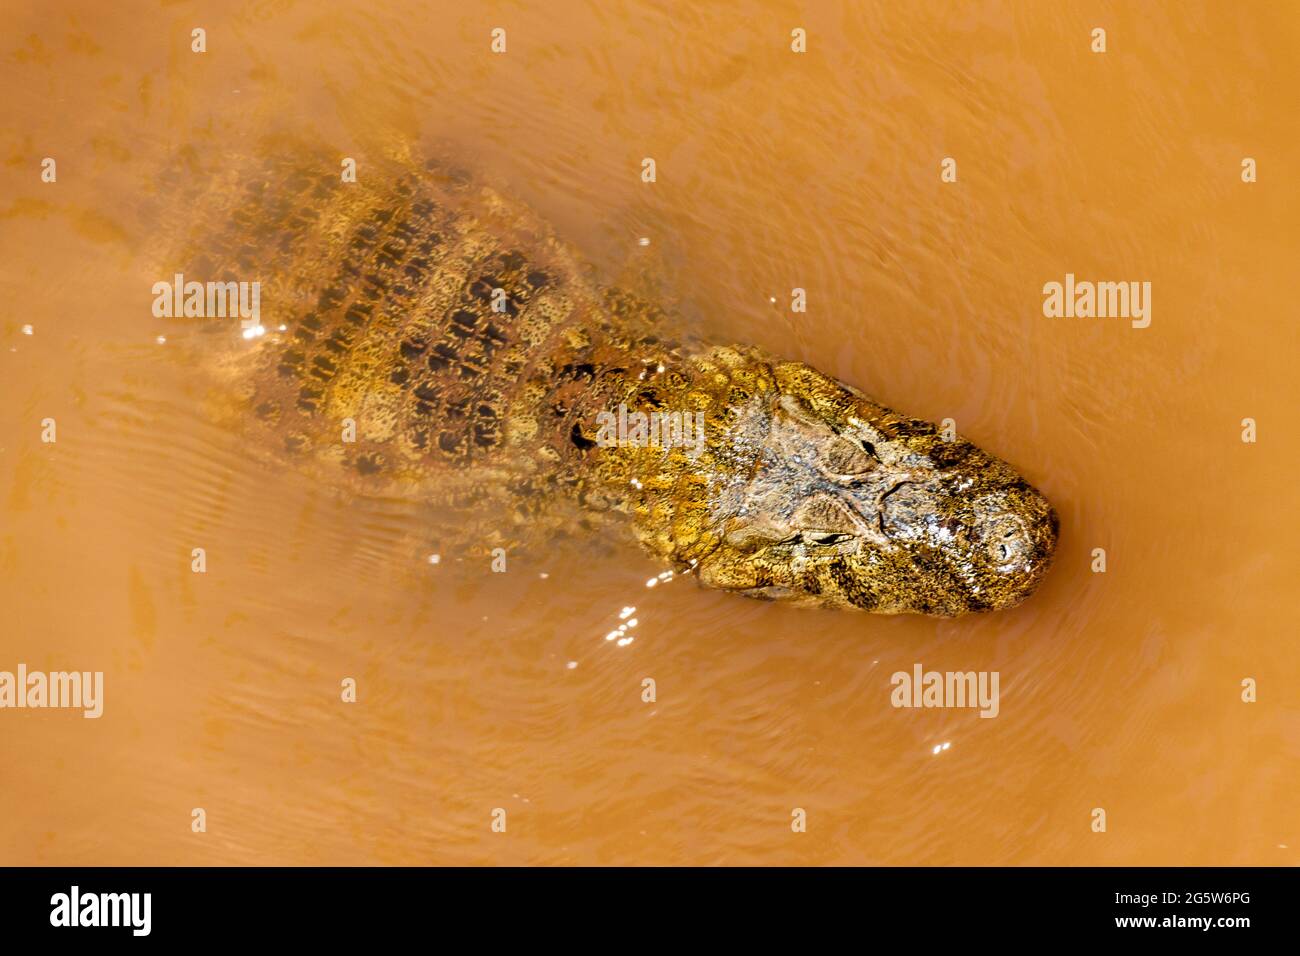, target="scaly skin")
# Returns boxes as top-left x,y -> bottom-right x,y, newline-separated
150,140 -> 1058,615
